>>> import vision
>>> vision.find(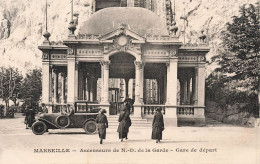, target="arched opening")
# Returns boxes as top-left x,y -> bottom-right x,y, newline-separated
108,52 -> 136,115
